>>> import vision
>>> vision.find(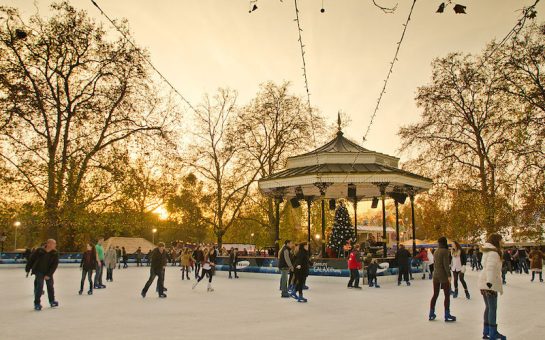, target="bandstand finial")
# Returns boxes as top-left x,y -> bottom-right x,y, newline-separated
337,111 -> 342,132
